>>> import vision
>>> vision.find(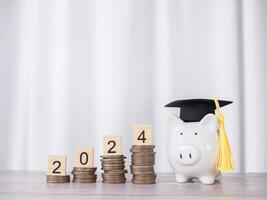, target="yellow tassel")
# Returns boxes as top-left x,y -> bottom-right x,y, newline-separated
213,98 -> 234,173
